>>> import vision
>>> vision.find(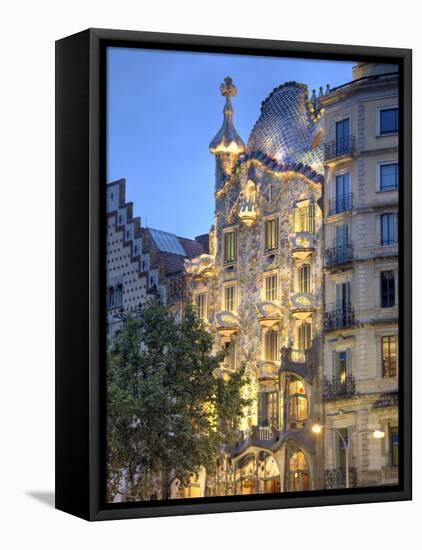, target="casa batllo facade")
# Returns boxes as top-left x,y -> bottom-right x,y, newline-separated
185,77 -> 327,495
185,64 -> 398,496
